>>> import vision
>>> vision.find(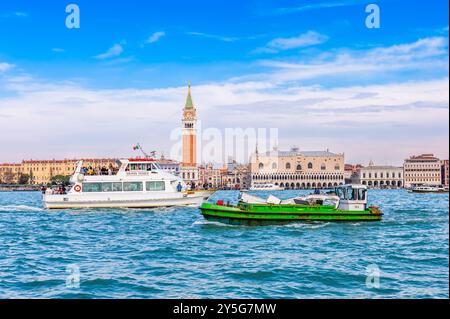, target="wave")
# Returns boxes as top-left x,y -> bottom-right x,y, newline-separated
285,222 -> 331,229
192,219 -> 238,227
0,205 -> 44,212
